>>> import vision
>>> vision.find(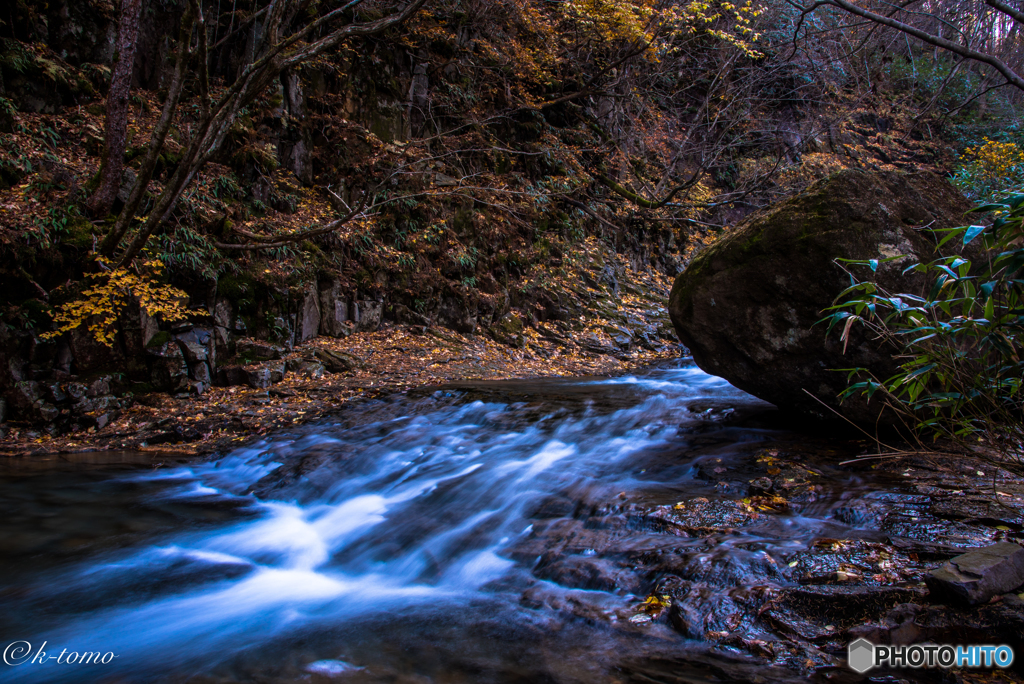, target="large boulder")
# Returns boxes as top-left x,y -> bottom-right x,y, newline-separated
668,169 -> 971,422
